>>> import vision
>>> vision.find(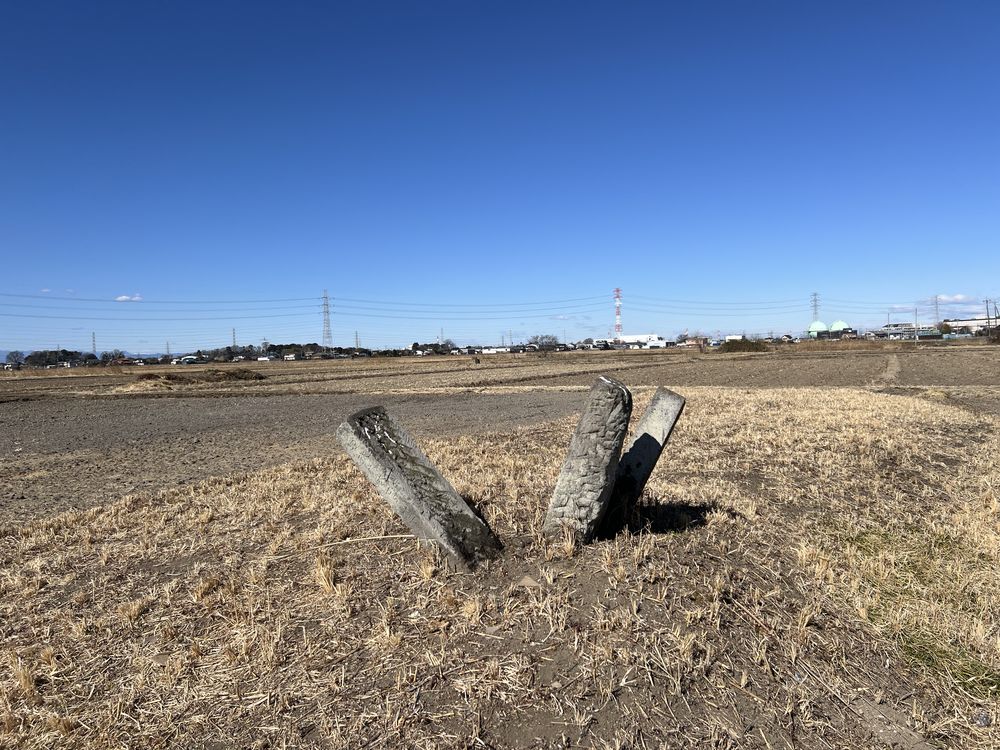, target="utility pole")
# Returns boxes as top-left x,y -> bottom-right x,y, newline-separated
322,290 -> 333,350
987,300 -> 993,335
914,308 -> 918,341
810,292 -> 820,322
